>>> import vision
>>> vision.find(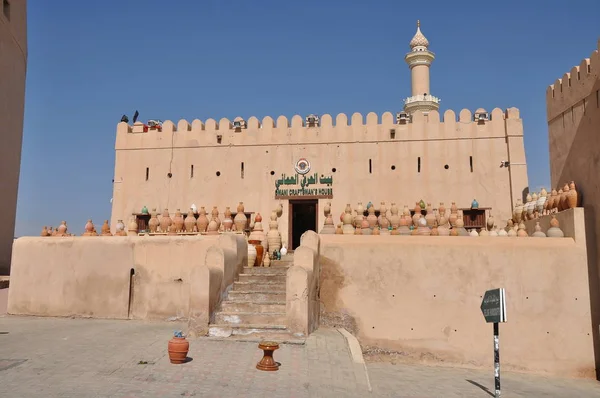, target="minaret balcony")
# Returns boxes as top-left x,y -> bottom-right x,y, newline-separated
403,94 -> 441,113
404,50 -> 435,67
